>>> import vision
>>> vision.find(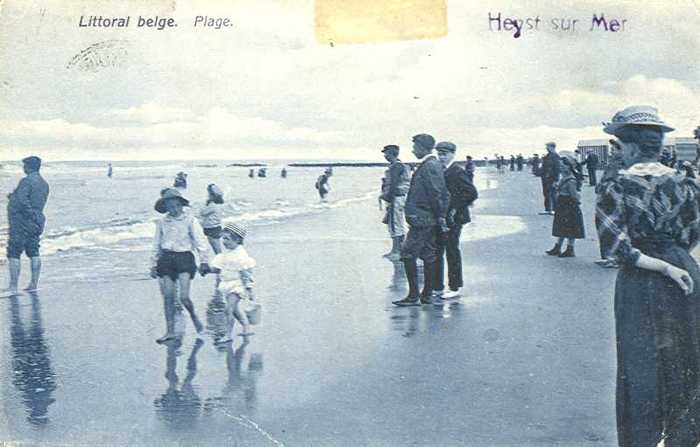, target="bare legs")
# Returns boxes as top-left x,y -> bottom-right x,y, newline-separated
4,256 -> 42,295
7,258 -> 20,293
158,273 -> 204,343
219,293 -> 252,343
207,236 -> 222,255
